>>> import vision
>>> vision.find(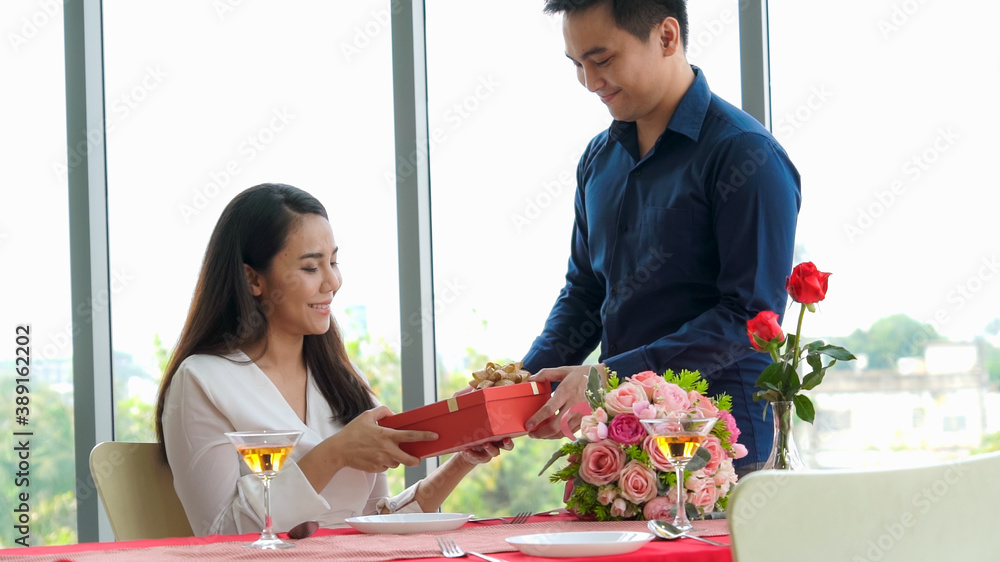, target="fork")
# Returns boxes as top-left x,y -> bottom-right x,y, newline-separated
470,510 -> 531,524
507,510 -> 531,524
436,536 -> 509,562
